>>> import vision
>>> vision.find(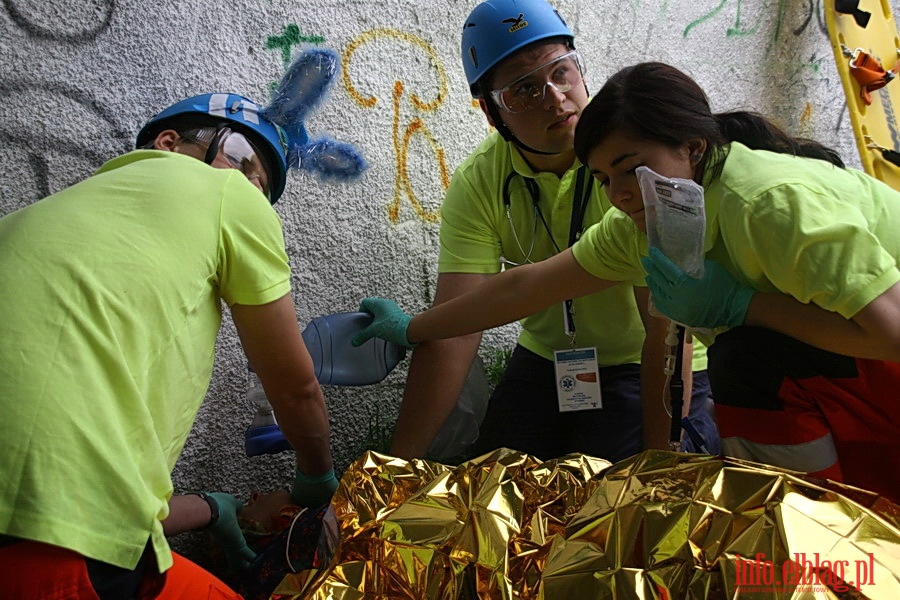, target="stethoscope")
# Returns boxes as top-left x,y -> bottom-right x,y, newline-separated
500,165 -> 594,338
501,171 -> 559,266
